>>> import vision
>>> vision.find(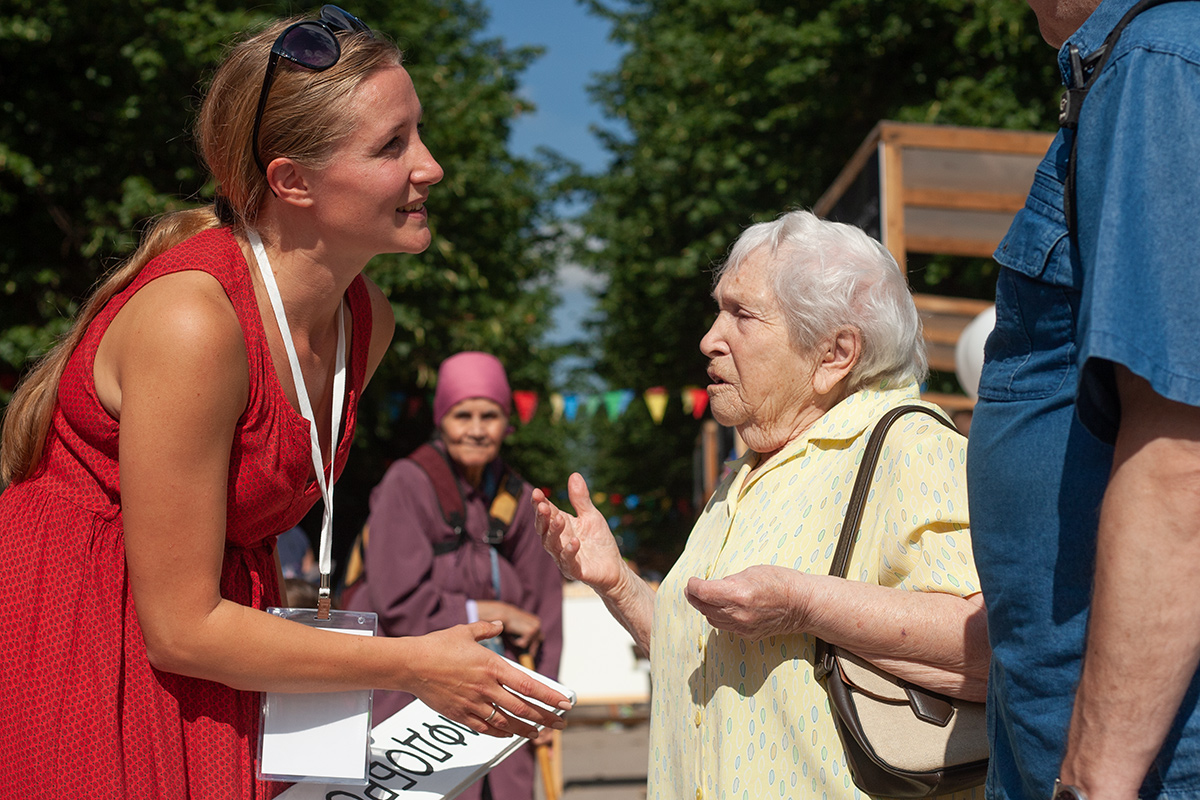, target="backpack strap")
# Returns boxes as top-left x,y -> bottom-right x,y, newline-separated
408,443 -> 470,555
1061,0 -> 1191,236
485,469 -> 527,546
